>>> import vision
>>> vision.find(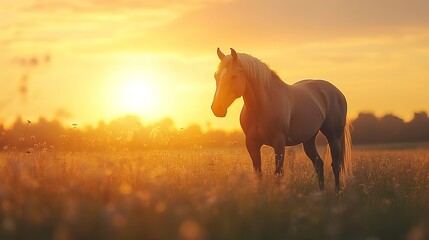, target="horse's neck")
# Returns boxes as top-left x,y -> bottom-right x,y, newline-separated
242,75 -> 288,116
